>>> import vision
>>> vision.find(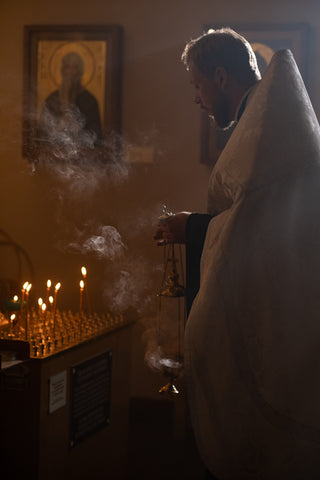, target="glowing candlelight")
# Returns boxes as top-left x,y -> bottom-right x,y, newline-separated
20,282 -> 28,311
9,313 -> 15,336
41,303 -> 47,314
53,282 -> 61,337
79,280 -> 84,315
26,283 -> 32,303
13,295 -> 18,302
19,281 -> 29,323
81,266 -> 92,315
25,283 -> 32,313
38,297 -> 43,313
46,279 -> 52,305
48,296 -> 54,309
25,283 -> 32,340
